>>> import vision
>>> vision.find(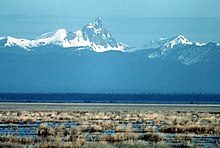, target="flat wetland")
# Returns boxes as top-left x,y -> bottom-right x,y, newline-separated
0,103 -> 219,147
